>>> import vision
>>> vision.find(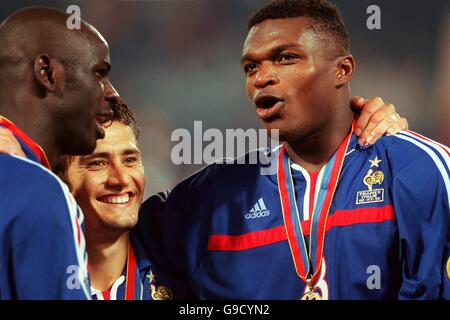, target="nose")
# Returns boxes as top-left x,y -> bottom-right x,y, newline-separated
104,81 -> 121,105
253,64 -> 279,89
105,163 -> 130,190
97,81 -> 120,124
